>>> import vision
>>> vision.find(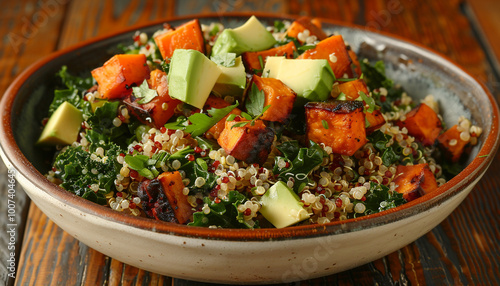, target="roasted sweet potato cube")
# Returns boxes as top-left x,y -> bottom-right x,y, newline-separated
154,19 -> 205,60
397,103 -> 443,146
365,109 -> 386,133
242,41 -> 296,75
91,54 -> 150,99
332,79 -> 385,133
250,75 -> 296,123
123,70 -> 181,128
305,100 -> 367,156
298,35 -> 354,78
217,118 -> 275,165
437,125 -> 470,162
286,16 -> 328,43
393,163 -> 438,202
158,171 -> 193,224
202,95 -> 242,139
334,79 -> 369,100
348,49 -> 362,76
